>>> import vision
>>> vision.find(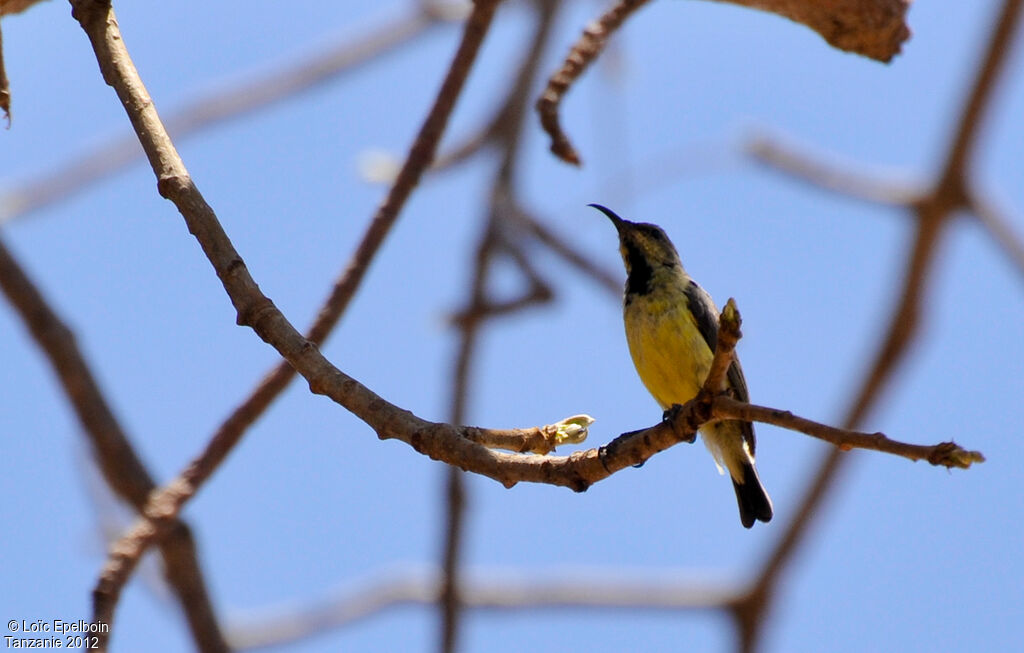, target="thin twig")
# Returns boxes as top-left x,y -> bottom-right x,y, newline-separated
967,189 -> 1024,281
431,120 -> 499,172
0,237 -> 228,653
713,397 -> 983,468
438,220 -> 494,653
515,206 -> 621,295
439,466 -> 466,653
746,133 -> 924,207
536,0 -> 651,165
